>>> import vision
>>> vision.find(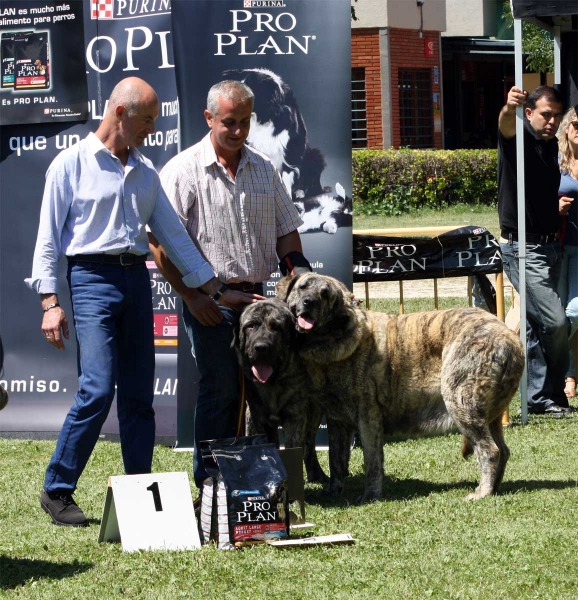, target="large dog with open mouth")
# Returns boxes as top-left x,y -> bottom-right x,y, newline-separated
236,298 -> 329,485
276,272 -> 525,502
